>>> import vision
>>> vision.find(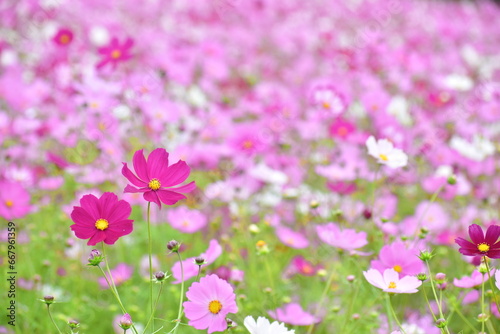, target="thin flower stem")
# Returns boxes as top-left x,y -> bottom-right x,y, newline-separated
172,251 -> 185,334
481,271 -> 486,334
413,185 -> 444,241
422,287 -> 438,322
100,244 -> 139,334
370,165 -> 380,213
306,268 -> 336,334
425,261 -> 451,334
340,282 -> 360,332
143,283 -> 164,332
387,294 -> 406,334
47,305 -> 63,334
484,259 -> 500,313
146,202 -> 154,332
448,299 -> 476,332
